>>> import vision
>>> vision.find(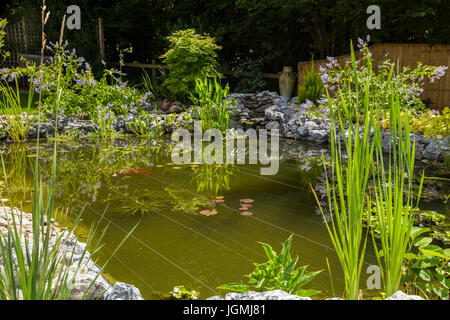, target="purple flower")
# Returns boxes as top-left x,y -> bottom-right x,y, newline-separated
320,73 -> 330,84
430,65 -> 448,82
